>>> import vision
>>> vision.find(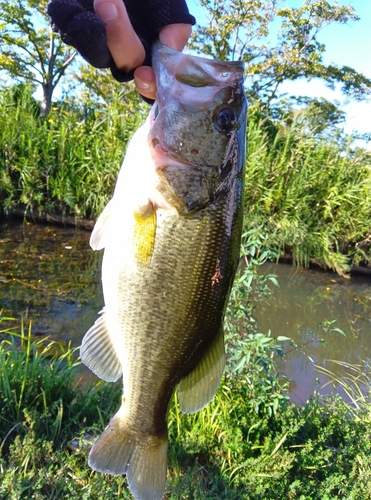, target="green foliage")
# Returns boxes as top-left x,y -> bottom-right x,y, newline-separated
2,306 -> 371,498
1,84 -> 370,273
0,84 -> 146,218
244,103 -> 371,274
0,0 -> 78,115
192,0 -> 371,102
224,230 -> 288,417
316,359 -> 371,418
272,96 -> 347,137
0,317 -> 121,449
1,0 -> 370,116
1,233 -> 371,497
